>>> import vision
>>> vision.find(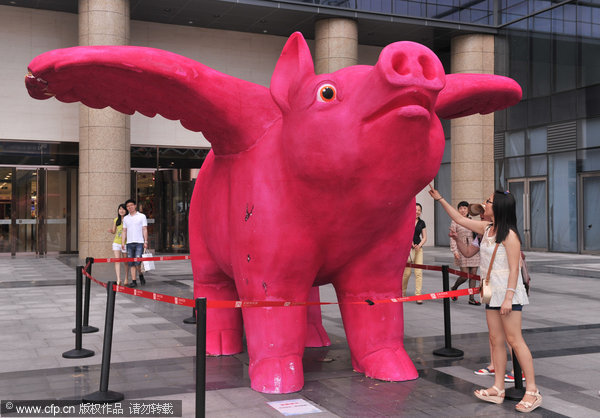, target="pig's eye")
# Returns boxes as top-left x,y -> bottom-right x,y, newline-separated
317,84 -> 337,102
